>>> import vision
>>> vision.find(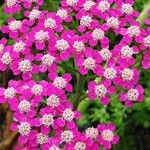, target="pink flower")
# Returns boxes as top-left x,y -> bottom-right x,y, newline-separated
98,123 -> 120,149
119,85 -> 144,107
75,48 -> 103,76
88,80 -> 116,106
